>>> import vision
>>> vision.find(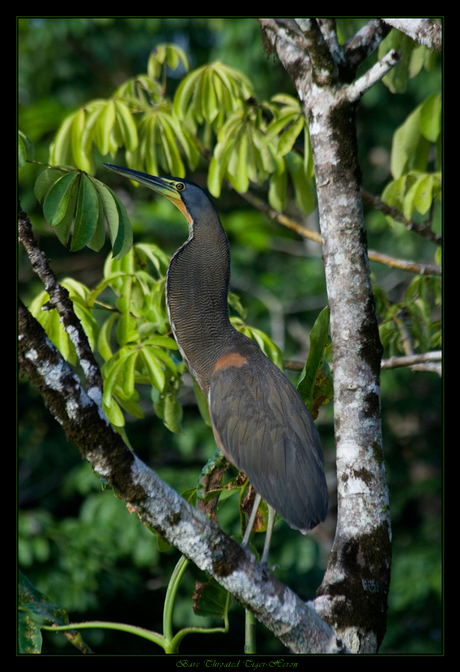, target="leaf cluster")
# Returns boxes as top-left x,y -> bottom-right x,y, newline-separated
382,93 -> 441,224
20,44 -> 318,262
34,167 -> 132,258
375,273 -> 441,356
